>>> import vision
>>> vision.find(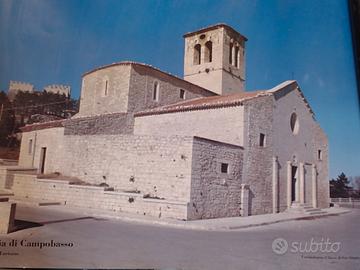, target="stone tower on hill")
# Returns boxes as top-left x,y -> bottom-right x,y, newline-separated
183,24 -> 247,95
